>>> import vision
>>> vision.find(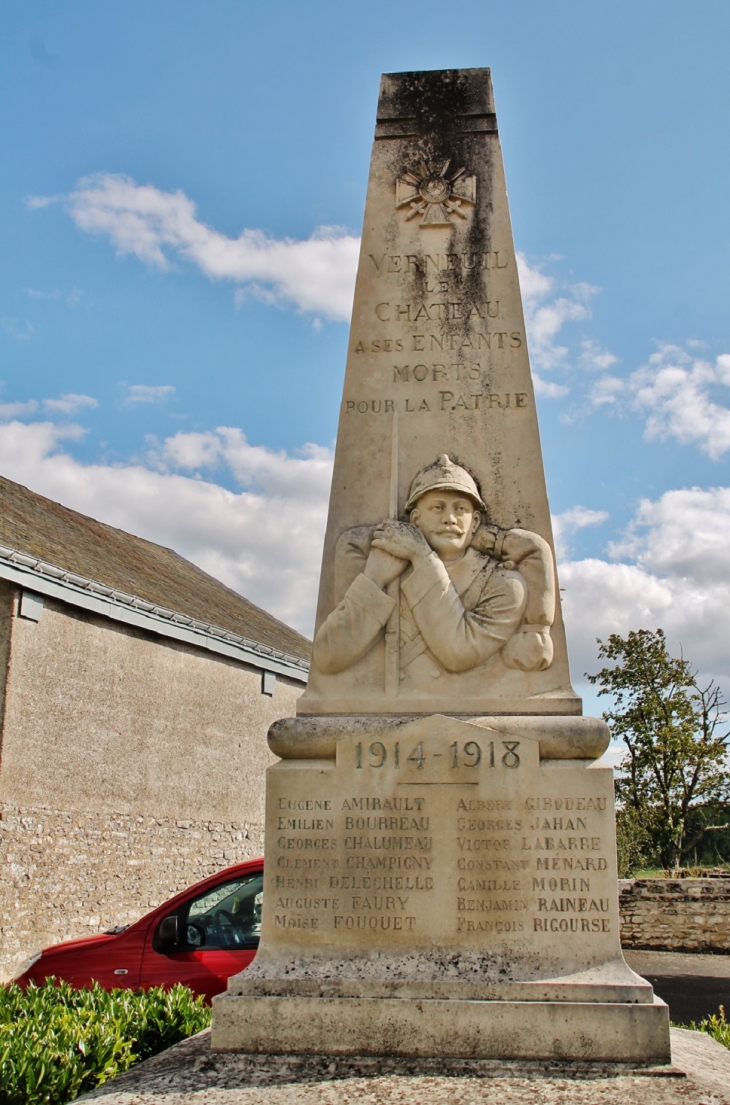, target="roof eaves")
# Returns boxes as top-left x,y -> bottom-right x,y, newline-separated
0,546 -> 310,681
